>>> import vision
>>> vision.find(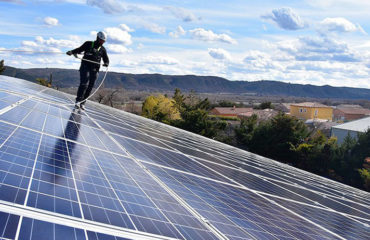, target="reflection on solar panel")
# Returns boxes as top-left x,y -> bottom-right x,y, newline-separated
0,75 -> 369,240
